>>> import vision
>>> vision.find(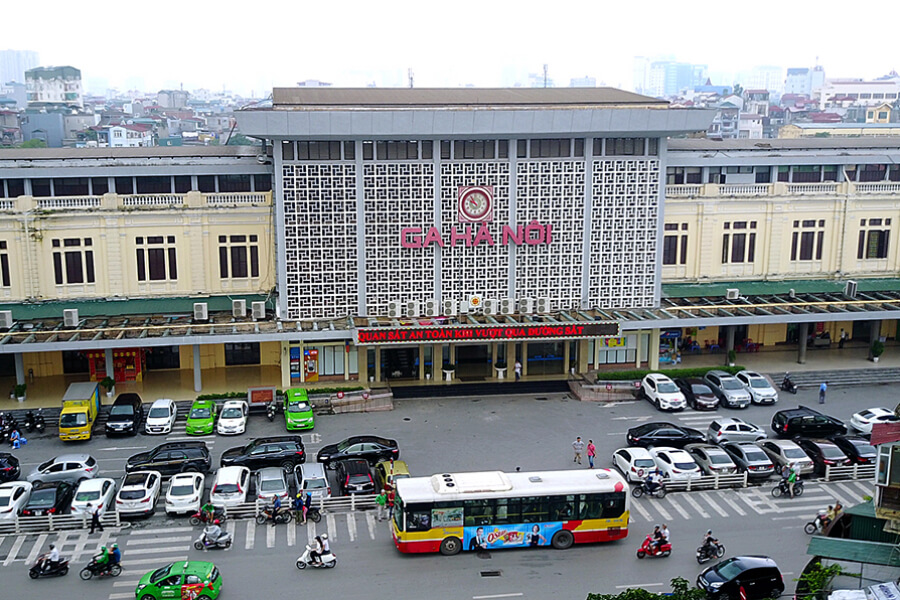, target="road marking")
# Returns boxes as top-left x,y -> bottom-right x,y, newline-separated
772,515 -> 810,521
698,492 -> 728,518
473,594 -> 525,599
165,436 -> 216,443
607,432 -> 628,436
326,513 -> 336,542
267,523 -> 276,548
836,482 -> 861,503
116,546 -> 191,556
224,519 -> 235,551
850,481 -> 872,494
129,526 -> 194,535
98,446 -> 146,451
718,493 -> 746,516
126,536 -> 192,546
664,495 -> 690,519
113,579 -> 144,587
117,555 -> 188,567
2,535 -> 25,566
244,518 -> 255,550
25,533 -> 47,567
366,511 -> 377,539
347,513 -> 357,542
649,499 -> 672,521
308,520 -> 317,545
768,504 -> 828,513
630,500 -> 652,522
616,583 -> 663,589
682,494 -> 711,519
287,518 -> 296,547
110,593 -> 138,599
611,416 -> 652,421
